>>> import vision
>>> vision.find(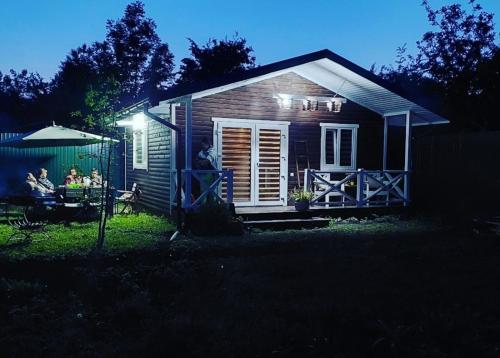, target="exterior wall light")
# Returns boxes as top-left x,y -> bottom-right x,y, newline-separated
132,113 -> 146,130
